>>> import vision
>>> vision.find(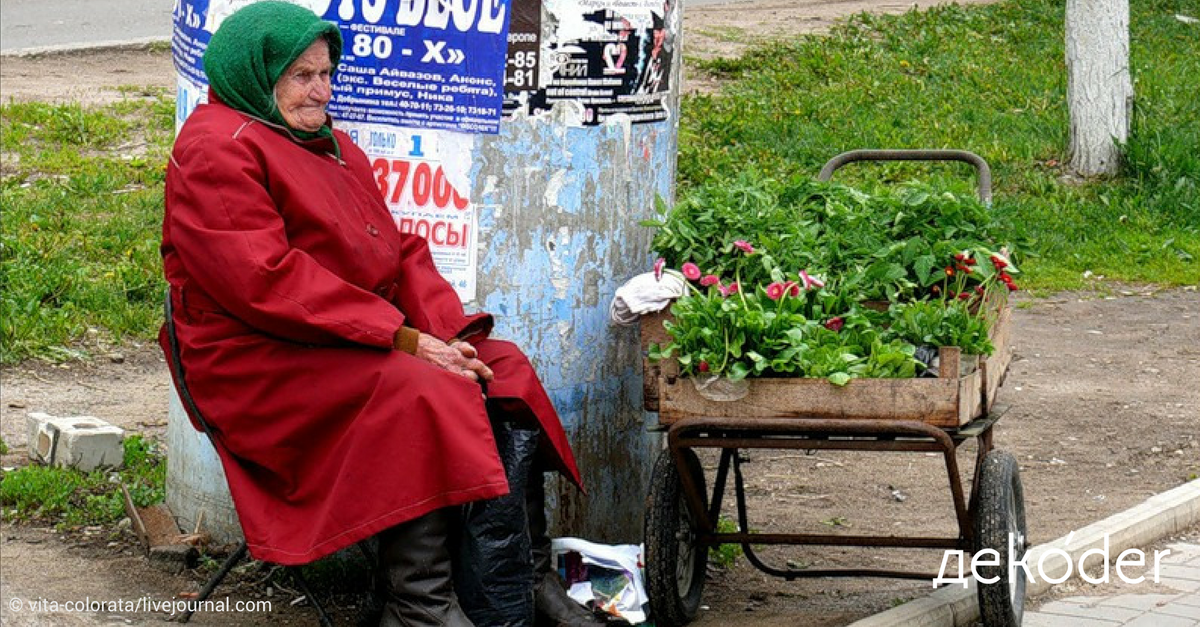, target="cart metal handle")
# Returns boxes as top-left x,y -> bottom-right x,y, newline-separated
817,149 -> 992,206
